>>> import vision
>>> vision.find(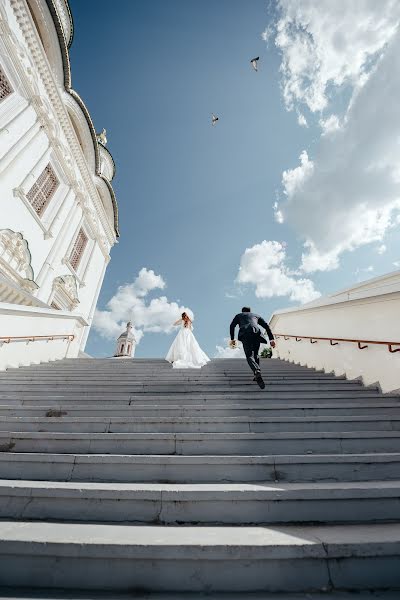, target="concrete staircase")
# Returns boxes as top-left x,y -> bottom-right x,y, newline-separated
0,357 -> 399,596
